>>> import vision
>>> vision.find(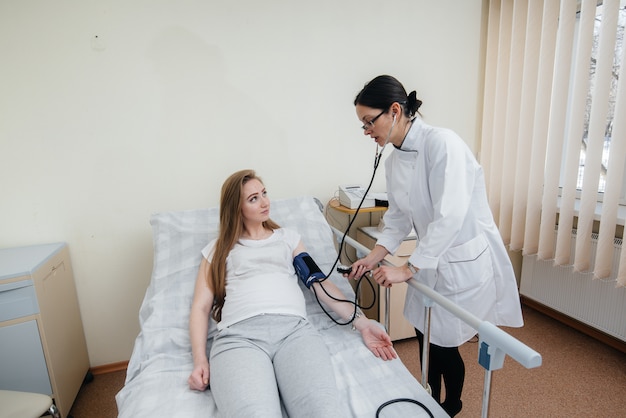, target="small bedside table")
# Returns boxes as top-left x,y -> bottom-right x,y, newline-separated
325,198 -> 387,265
356,227 -> 417,341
